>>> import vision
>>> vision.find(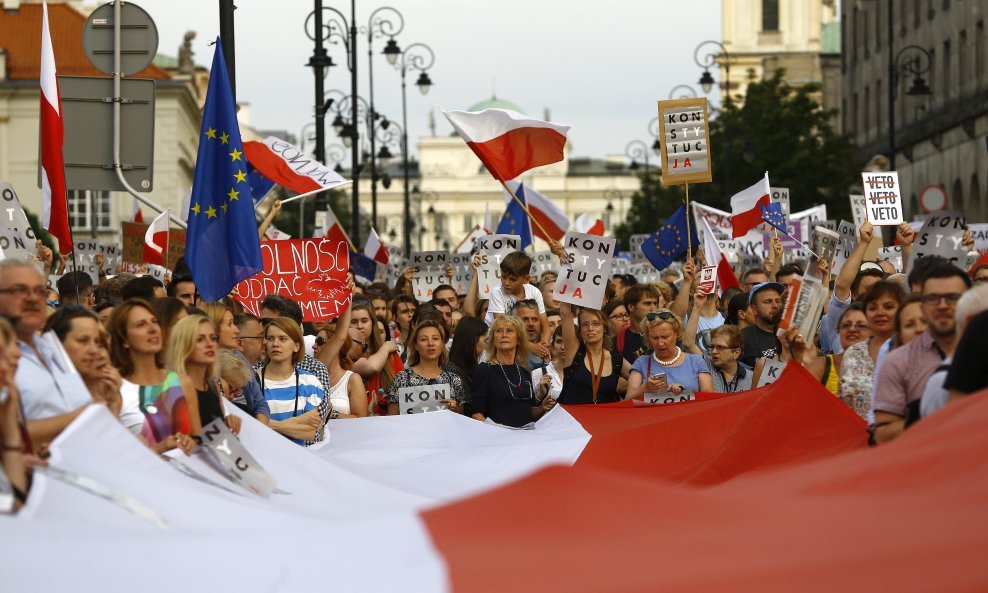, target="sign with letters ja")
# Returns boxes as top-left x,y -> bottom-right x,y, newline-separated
553,232 -> 618,309
657,98 -> 713,185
